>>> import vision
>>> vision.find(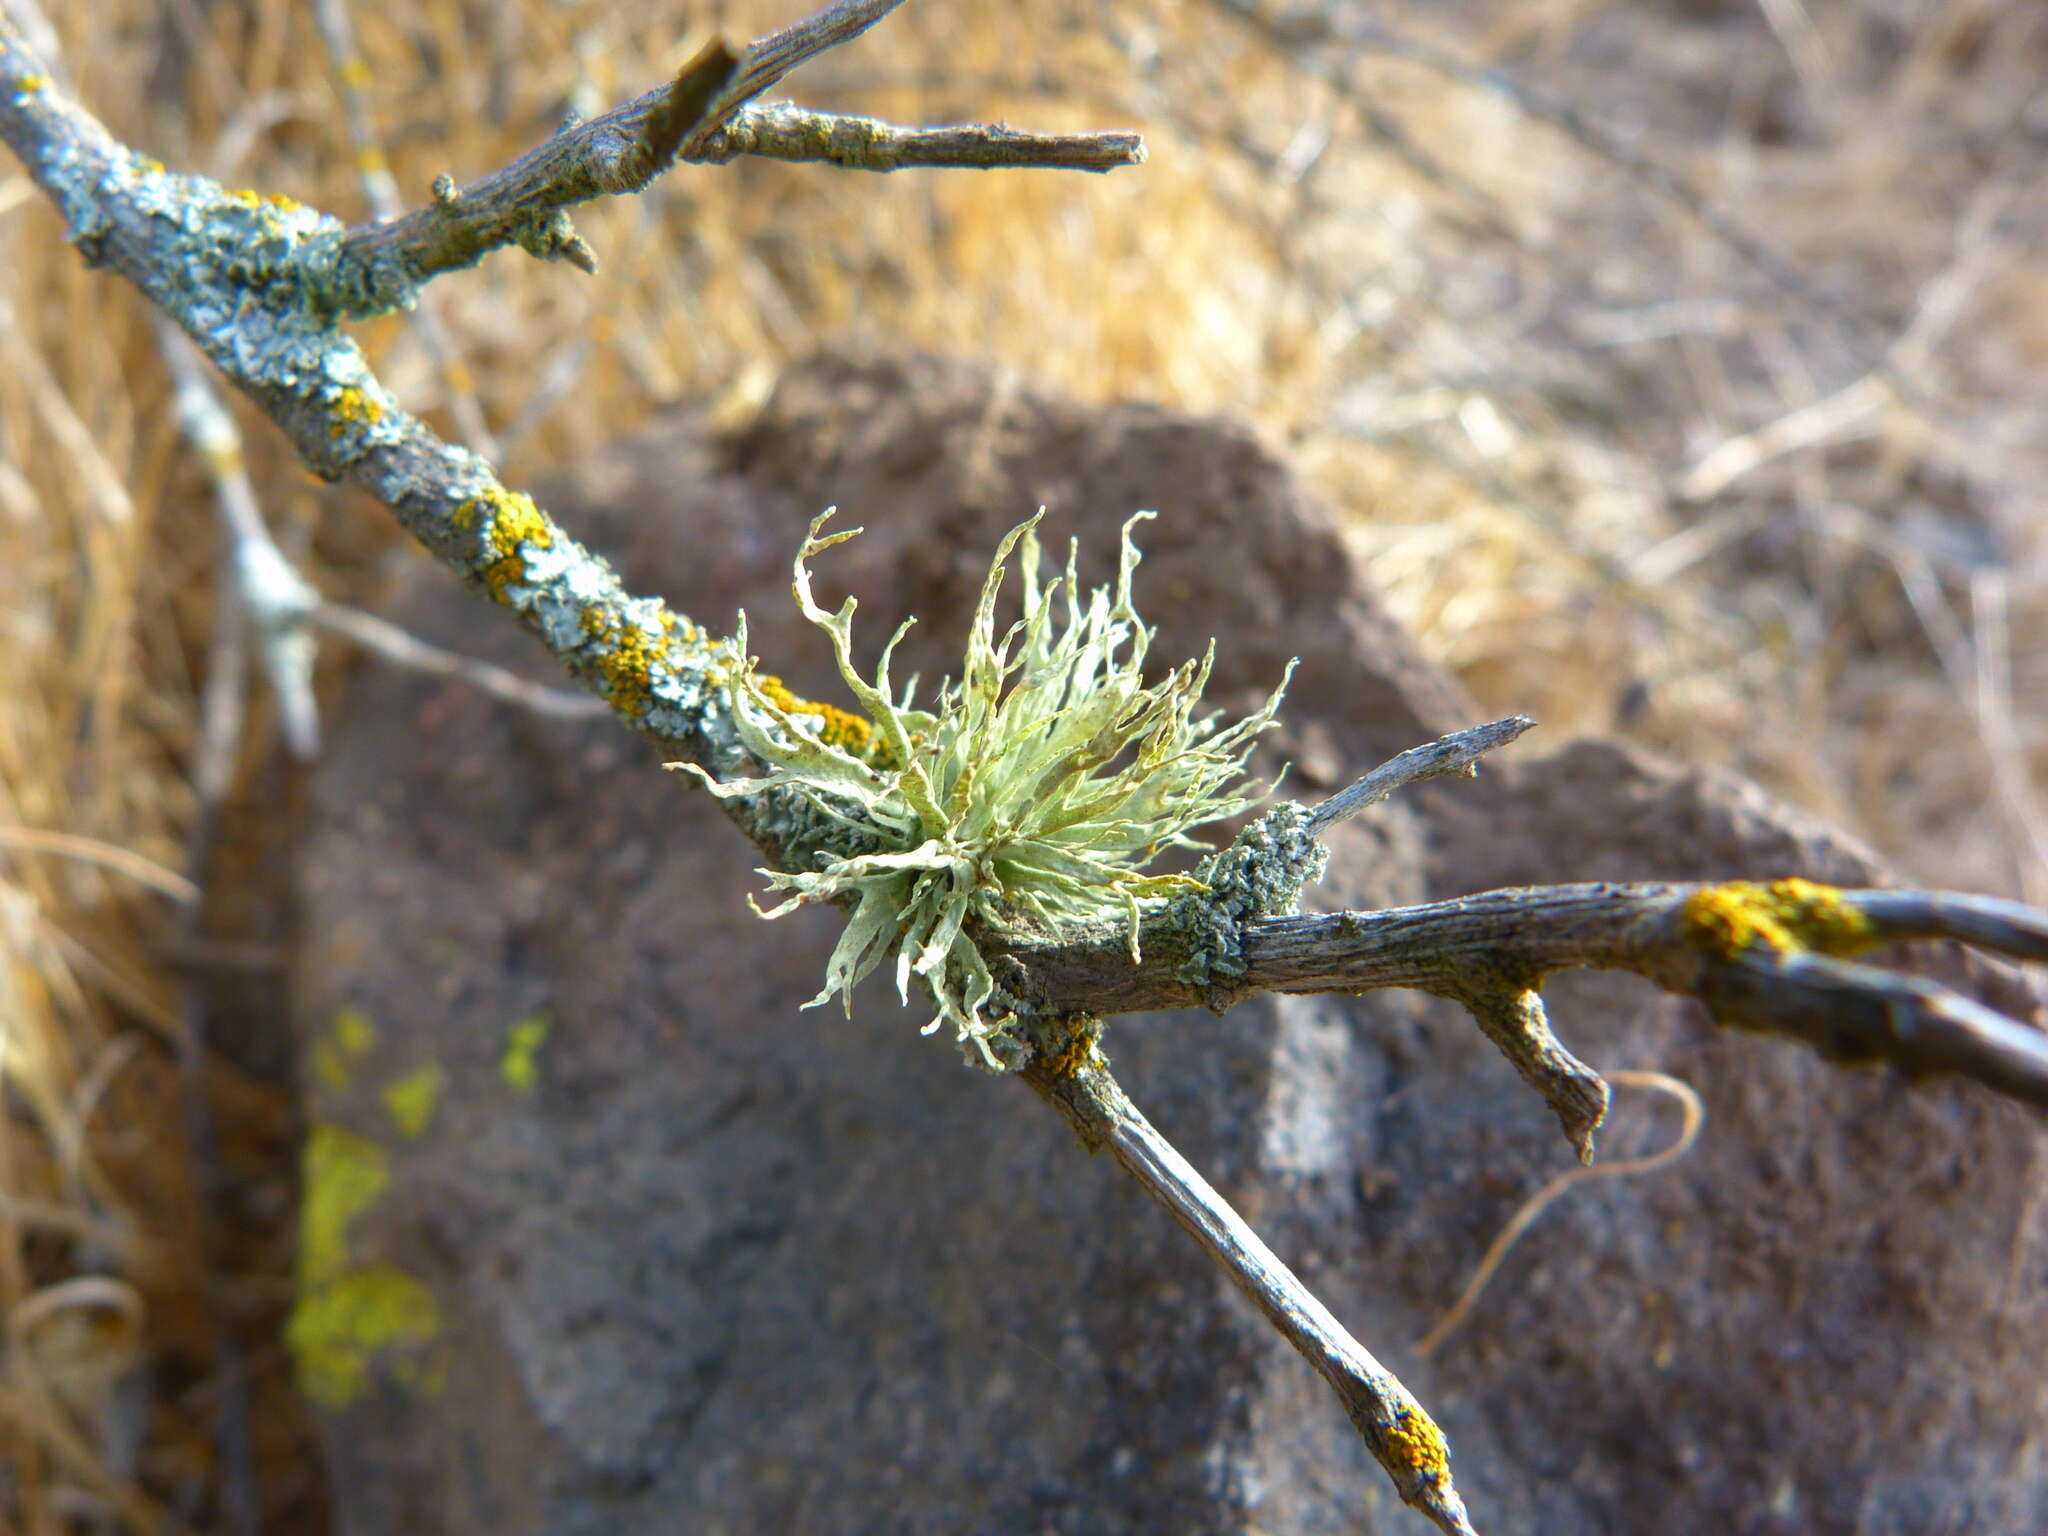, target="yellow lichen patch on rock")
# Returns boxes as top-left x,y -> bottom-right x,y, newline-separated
755,672 -> 876,757
289,1267 -> 443,1409
286,1122 -> 441,1408
501,1013 -> 550,1094
381,1062 -> 442,1139
1681,877 -> 1877,960
312,1006 -> 378,1091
